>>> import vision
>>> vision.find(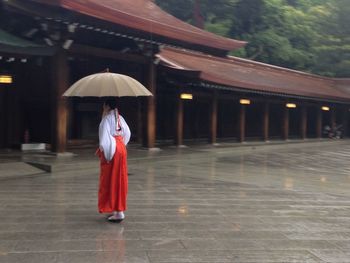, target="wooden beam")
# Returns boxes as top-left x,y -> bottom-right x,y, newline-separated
69,44 -> 148,64
215,94 -> 346,107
